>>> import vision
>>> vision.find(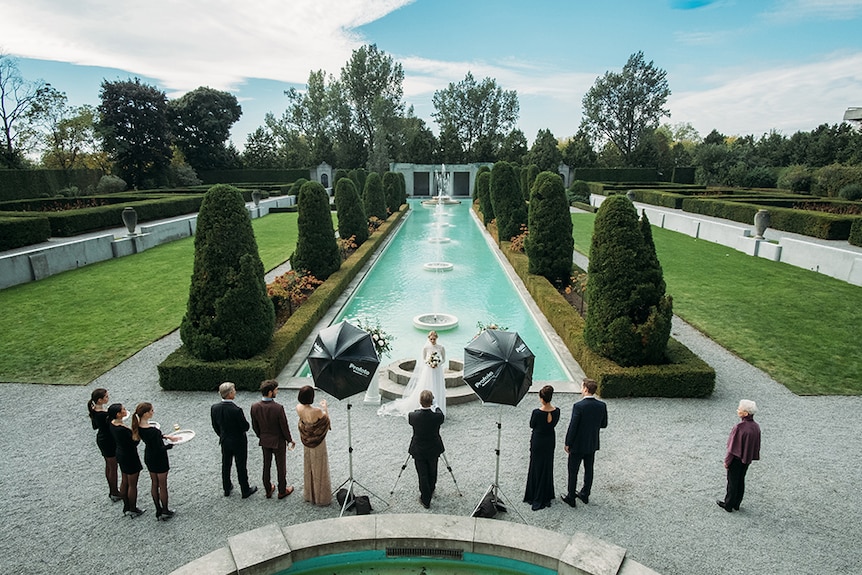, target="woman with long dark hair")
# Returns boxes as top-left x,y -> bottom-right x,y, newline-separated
523,385 -> 560,511
109,403 -> 144,518
132,402 -> 179,521
87,388 -> 121,502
